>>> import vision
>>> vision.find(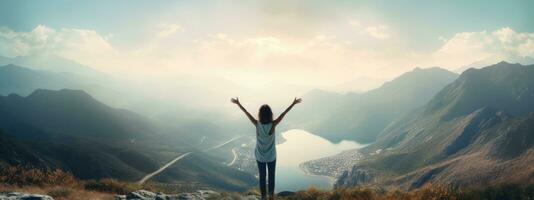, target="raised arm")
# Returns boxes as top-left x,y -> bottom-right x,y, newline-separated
231,97 -> 257,125
274,97 -> 302,126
